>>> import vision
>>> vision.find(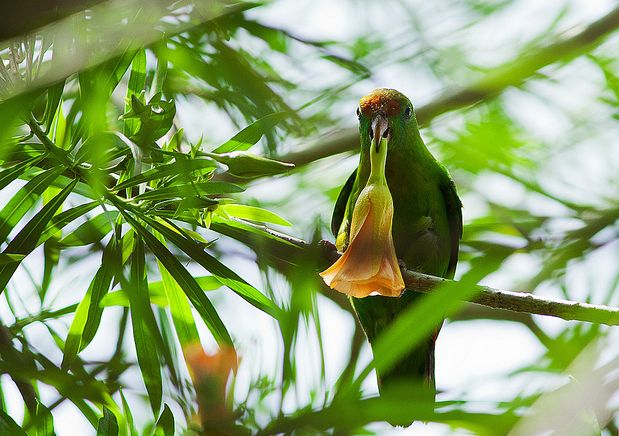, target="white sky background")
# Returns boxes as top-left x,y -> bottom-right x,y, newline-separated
2,0 -> 619,434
